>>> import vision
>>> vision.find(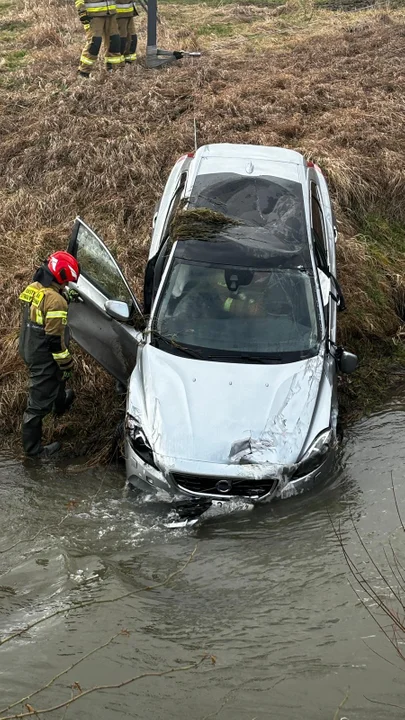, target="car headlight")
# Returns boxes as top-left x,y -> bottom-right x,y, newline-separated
292,429 -> 333,479
126,414 -> 158,470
